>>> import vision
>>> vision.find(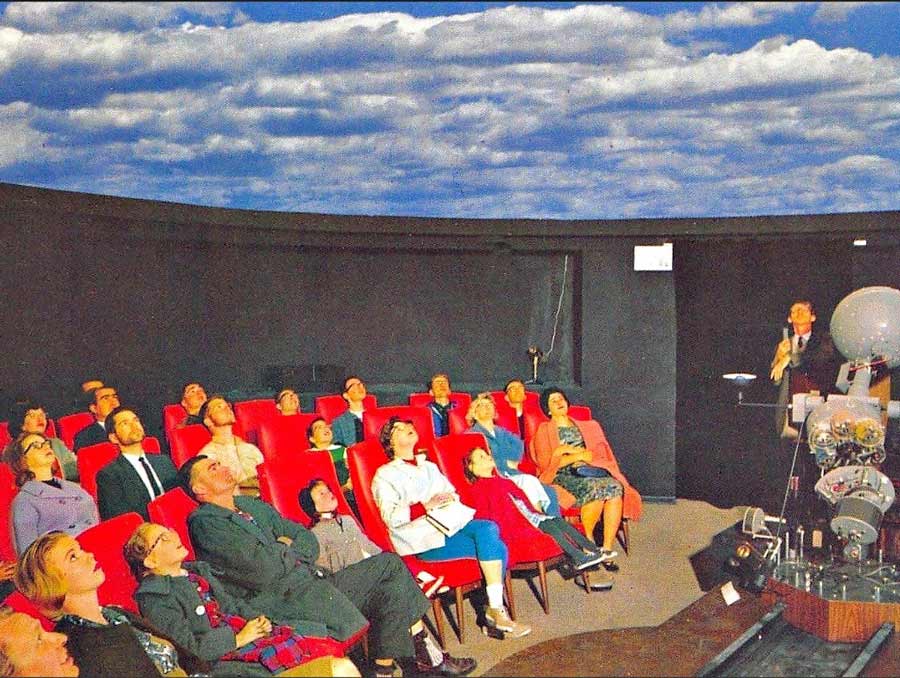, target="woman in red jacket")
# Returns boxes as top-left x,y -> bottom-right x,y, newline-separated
462,447 -> 606,572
